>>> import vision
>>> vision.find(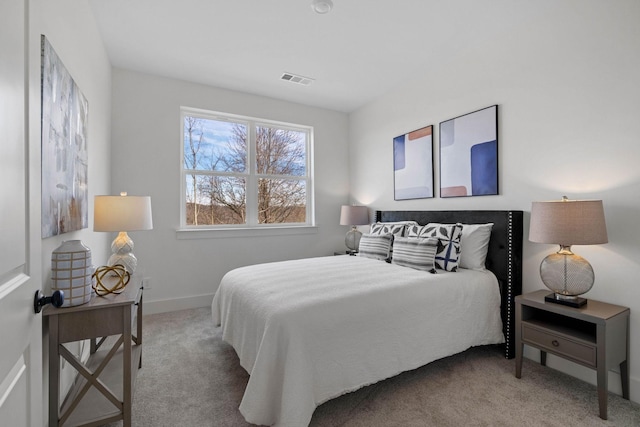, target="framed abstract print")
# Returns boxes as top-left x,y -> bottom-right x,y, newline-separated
393,125 -> 434,200
439,105 -> 498,198
41,35 -> 89,237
